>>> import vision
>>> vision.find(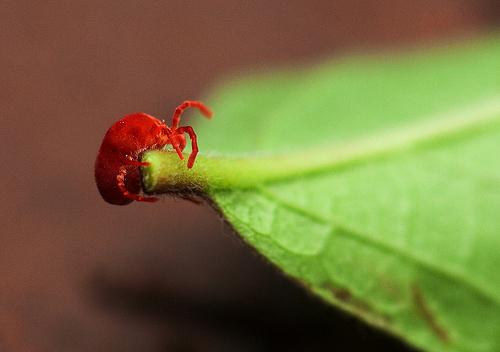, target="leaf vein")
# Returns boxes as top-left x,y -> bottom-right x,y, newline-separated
256,185 -> 500,307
